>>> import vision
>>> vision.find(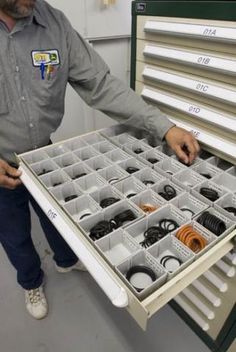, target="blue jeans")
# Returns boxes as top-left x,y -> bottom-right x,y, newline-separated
0,185 -> 78,290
